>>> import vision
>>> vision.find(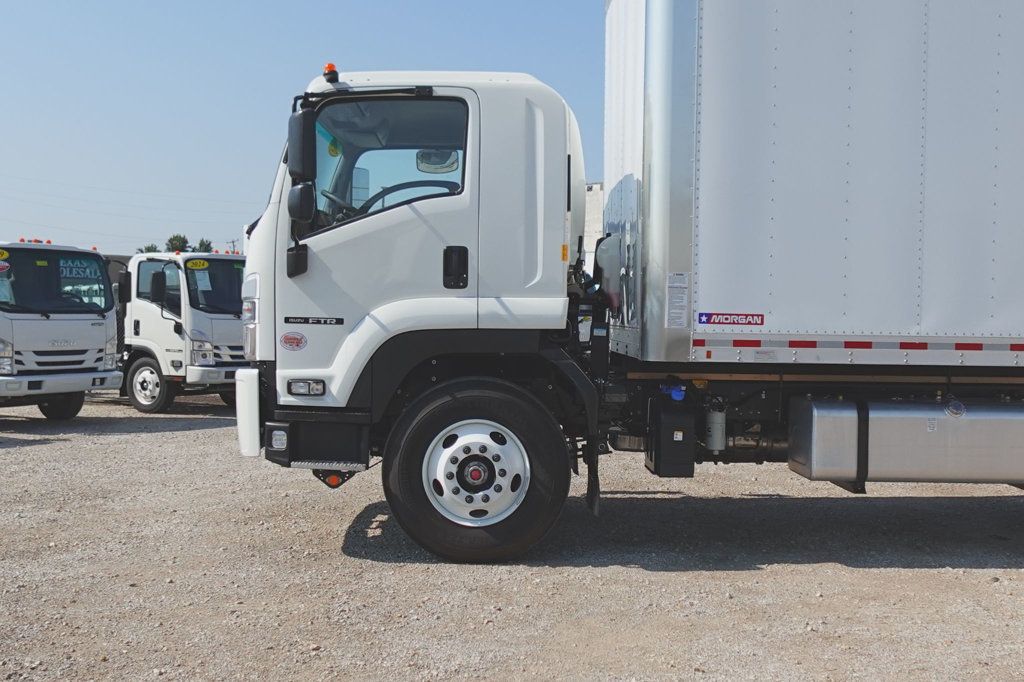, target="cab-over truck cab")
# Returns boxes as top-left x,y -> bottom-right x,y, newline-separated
118,252 -> 245,412
0,241 -> 121,419
237,67 -> 587,560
